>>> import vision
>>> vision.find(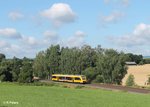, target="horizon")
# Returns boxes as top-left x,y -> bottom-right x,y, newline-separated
0,0 -> 150,58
